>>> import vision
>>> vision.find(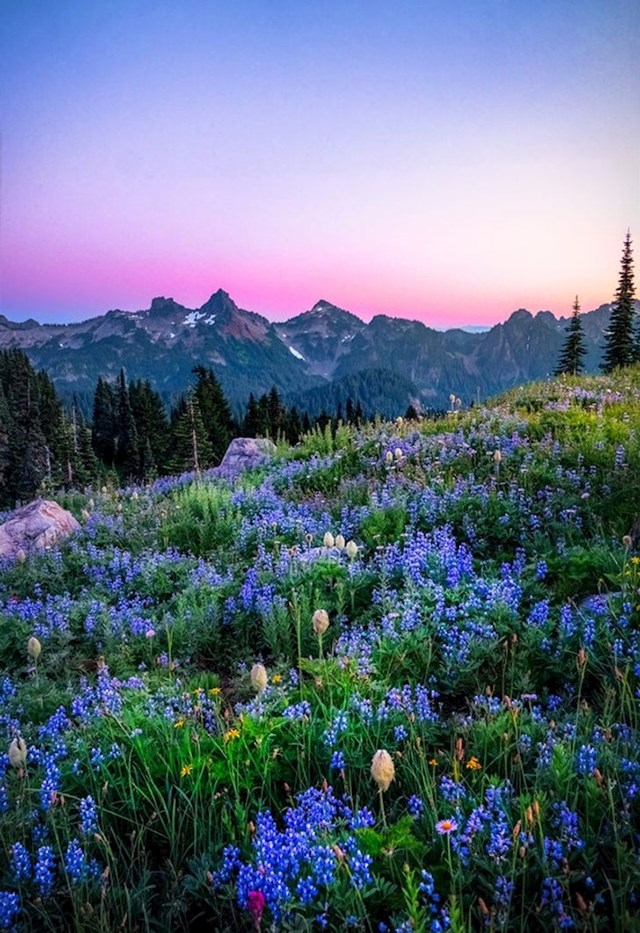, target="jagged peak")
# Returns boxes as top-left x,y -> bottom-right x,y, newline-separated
508,308 -> 533,322
311,298 -> 360,316
311,299 -> 339,312
149,296 -> 177,312
289,299 -> 363,323
199,289 -> 239,314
